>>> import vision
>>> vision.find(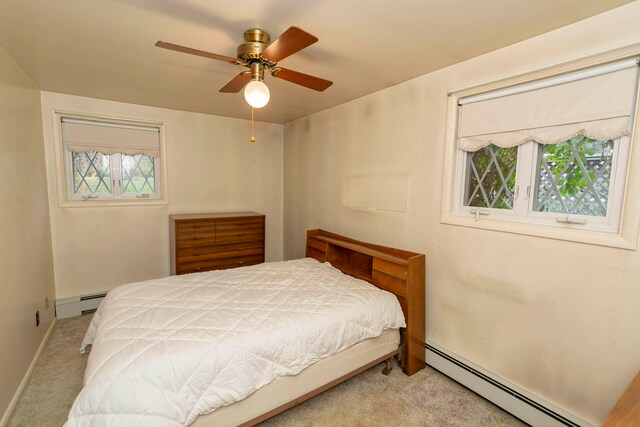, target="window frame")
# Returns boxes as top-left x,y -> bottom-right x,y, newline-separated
452,137 -> 630,233
52,111 -> 168,208
441,52 -> 640,250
